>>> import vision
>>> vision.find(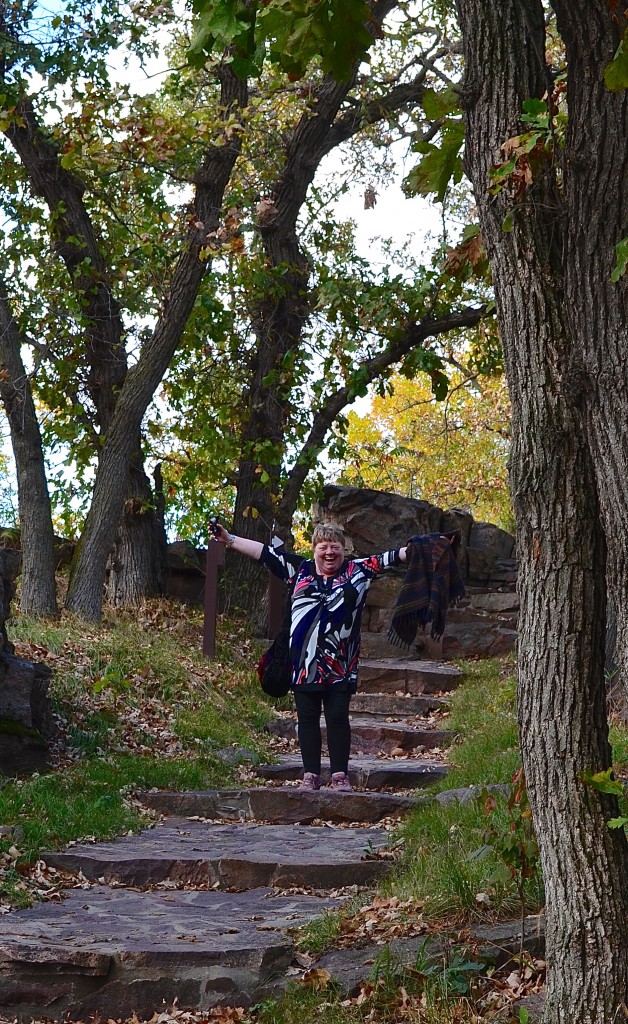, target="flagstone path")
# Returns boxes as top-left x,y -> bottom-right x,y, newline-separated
0,652 -> 538,1022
